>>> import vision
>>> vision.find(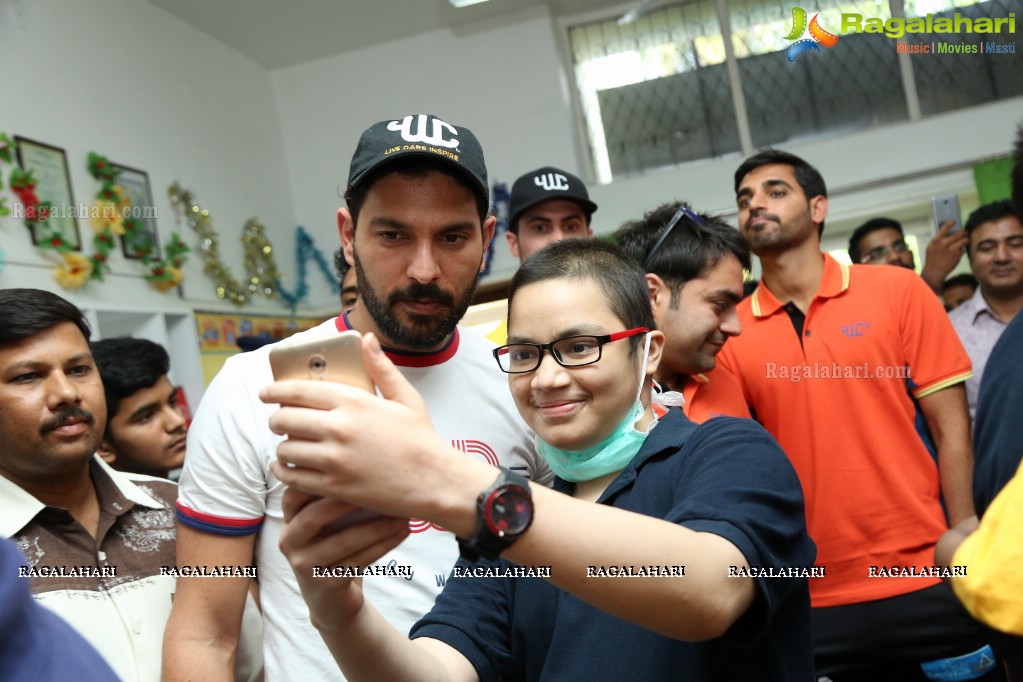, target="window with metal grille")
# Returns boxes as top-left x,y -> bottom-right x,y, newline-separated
567,0 -> 1021,182
902,0 -> 1023,116
729,0 -> 907,150
569,0 -> 736,182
